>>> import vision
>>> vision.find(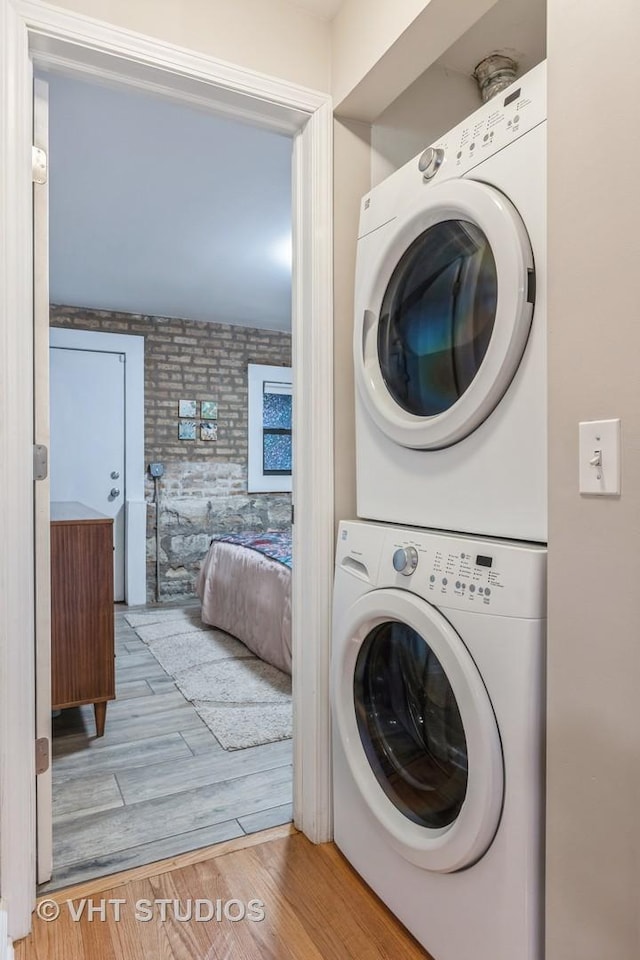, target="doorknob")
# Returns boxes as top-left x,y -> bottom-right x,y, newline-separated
110,488 -> 121,498
111,471 -> 120,480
